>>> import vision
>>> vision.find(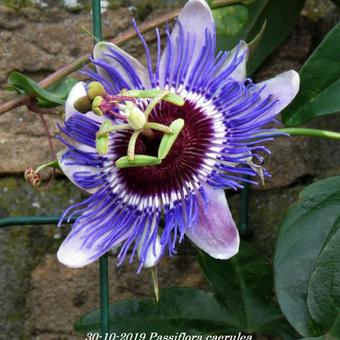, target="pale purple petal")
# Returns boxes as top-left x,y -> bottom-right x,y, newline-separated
214,41 -> 248,83
93,41 -> 151,90
57,206 -> 130,268
160,0 -> 214,87
186,184 -> 239,259
256,70 -> 300,121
